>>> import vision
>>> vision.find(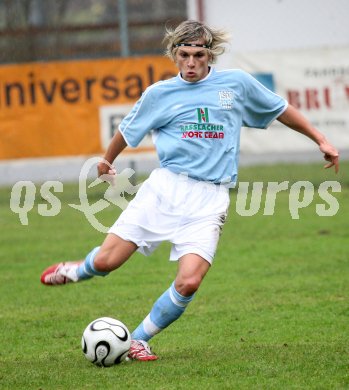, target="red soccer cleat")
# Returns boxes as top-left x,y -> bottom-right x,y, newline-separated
40,262 -> 82,285
127,340 -> 158,361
